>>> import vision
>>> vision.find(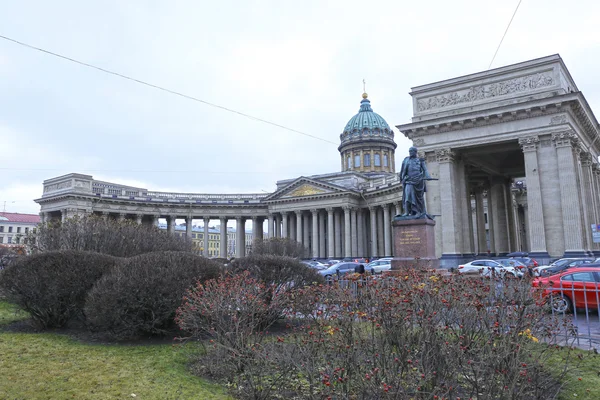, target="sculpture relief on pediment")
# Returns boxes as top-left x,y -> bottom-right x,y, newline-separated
285,184 -> 326,197
417,72 -> 554,112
